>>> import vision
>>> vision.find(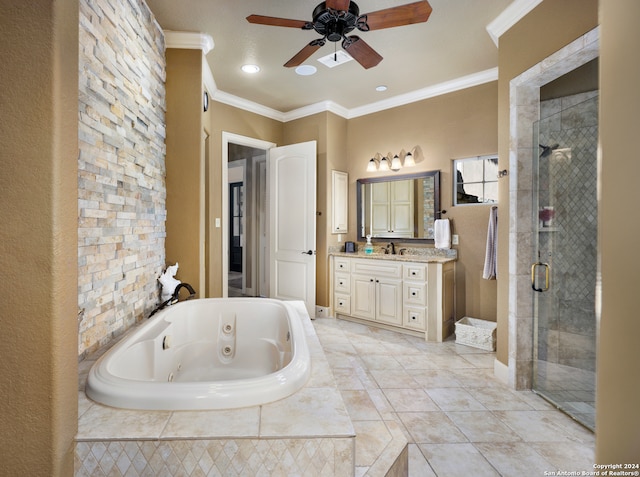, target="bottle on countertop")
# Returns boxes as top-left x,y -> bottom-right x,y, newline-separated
364,235 -> 374,255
